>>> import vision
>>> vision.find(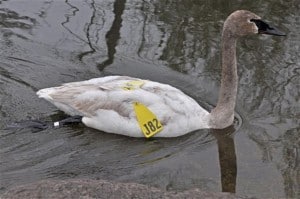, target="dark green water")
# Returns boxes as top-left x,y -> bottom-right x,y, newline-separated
0,0 -> 299,198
